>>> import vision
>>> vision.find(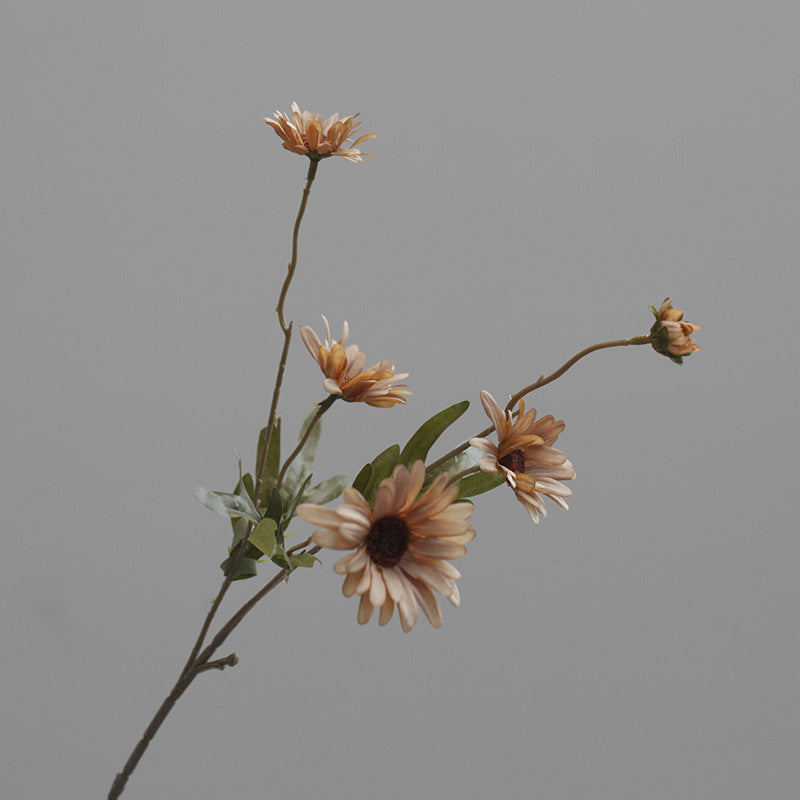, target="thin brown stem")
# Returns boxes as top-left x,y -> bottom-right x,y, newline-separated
194,546 -> 322,669
286,536 -> 313,556
197,158 -> 319,659
426,335 -> 652,473
109,548 -> 319,800
276,395 -> 336,488
254,157 -> 320,501
109,160 -> 322,799
195,653 -> 239,673
505,335 -> 651,412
